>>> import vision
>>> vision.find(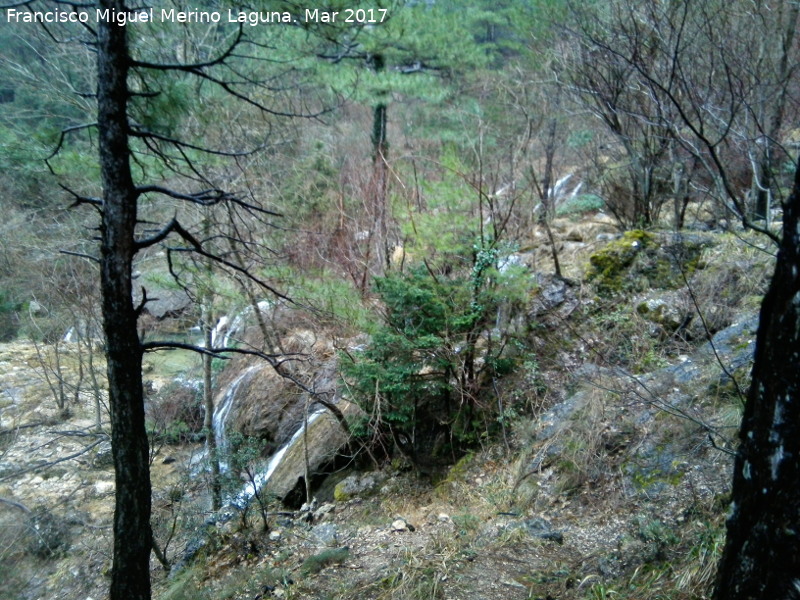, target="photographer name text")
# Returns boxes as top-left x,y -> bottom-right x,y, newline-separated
6,7 -> 388,27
